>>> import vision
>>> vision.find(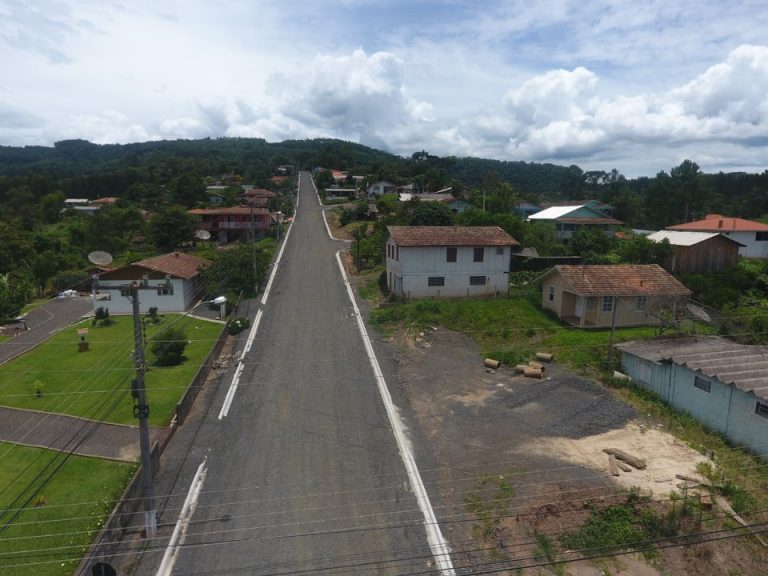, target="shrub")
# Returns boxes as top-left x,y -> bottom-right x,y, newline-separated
228,317 -> 250,336
149,326 -> 188,366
